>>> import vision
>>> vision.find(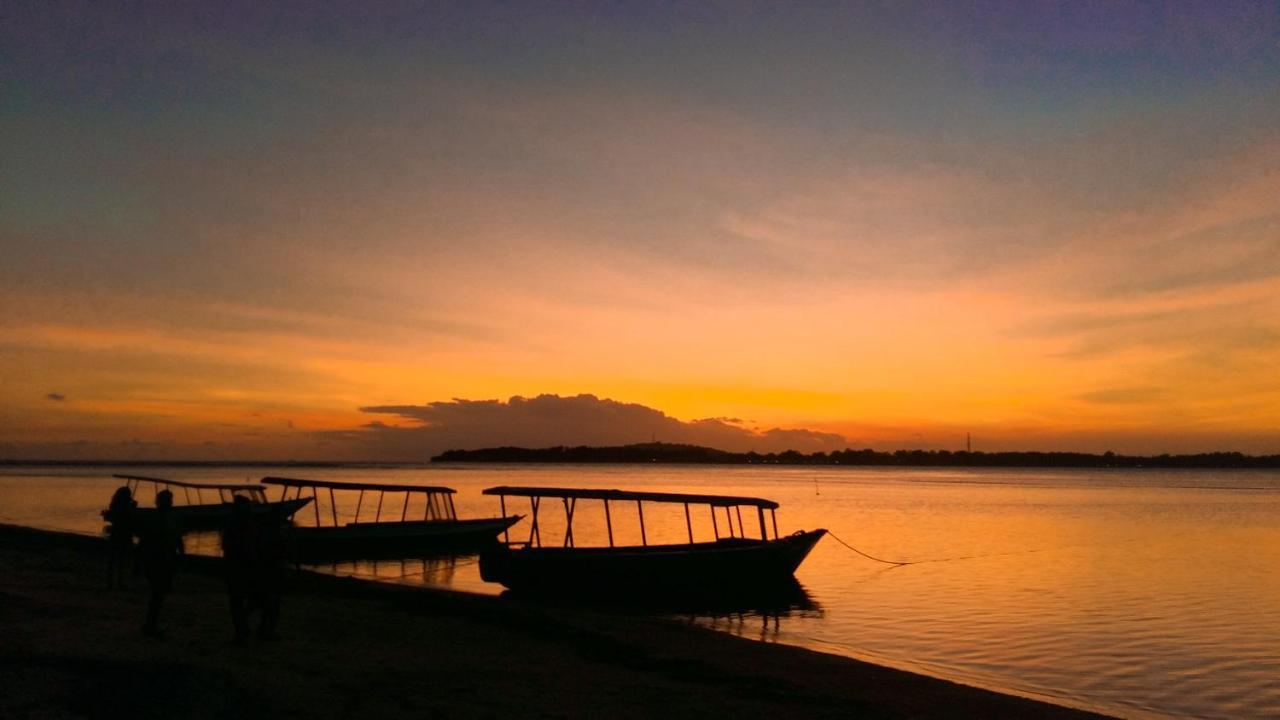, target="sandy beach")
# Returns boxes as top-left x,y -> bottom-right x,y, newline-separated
0,524 -> 1109,719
